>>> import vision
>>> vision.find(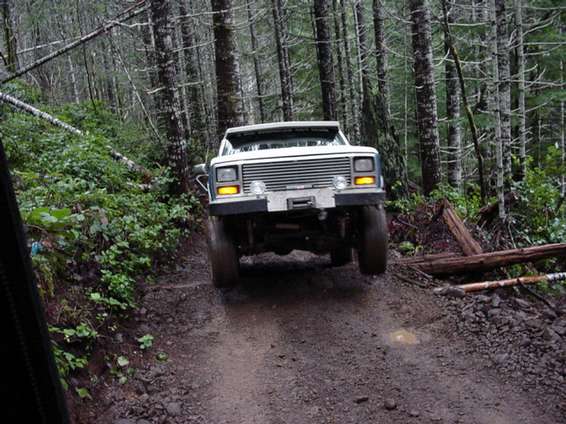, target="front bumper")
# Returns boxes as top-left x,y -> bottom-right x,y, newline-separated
209,189 -> 385,216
